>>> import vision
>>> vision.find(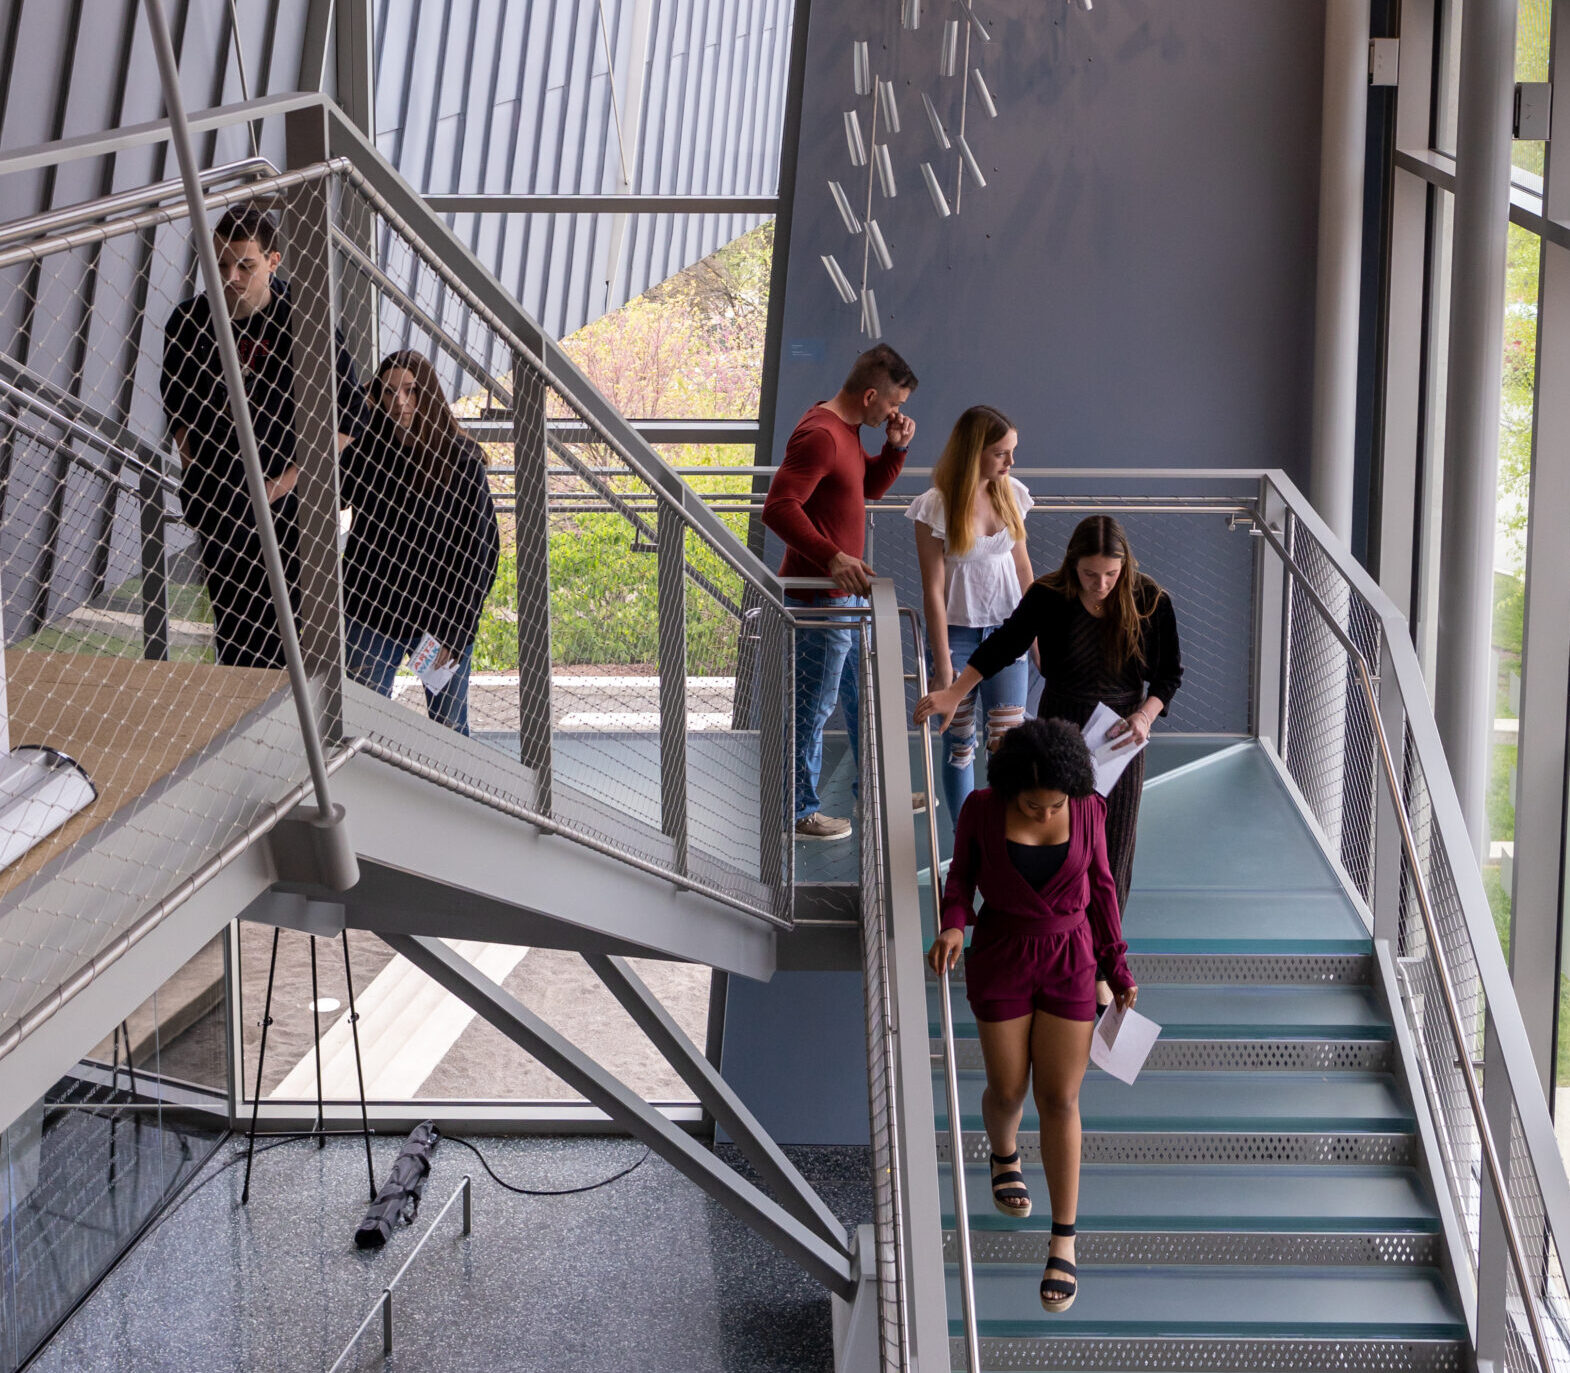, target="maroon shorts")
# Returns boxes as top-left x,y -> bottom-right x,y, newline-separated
963,917 -> 1099,1023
